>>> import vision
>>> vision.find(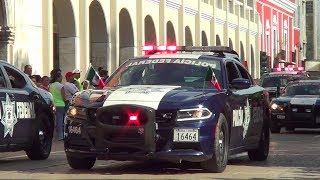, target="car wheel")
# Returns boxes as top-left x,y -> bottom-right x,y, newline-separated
248,123 -> 270,161
270,120 -> 281,133
67,155 -> 96,170
200,114 -> 229,173
26,113 -> 53,160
